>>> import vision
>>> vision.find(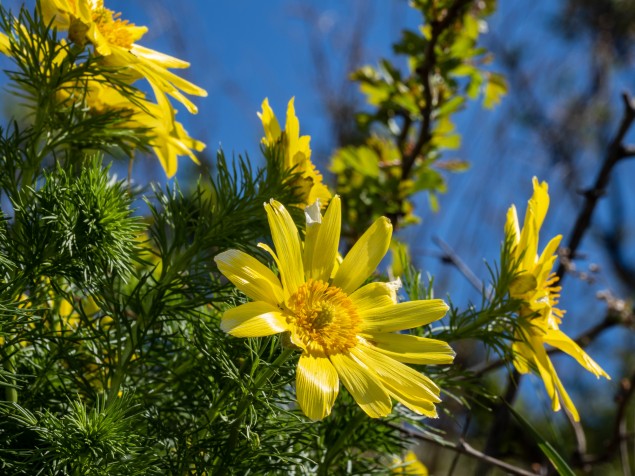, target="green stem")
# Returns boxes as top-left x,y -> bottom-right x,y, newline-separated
2,344 -> 18,403
106,316 -> 144,402
318,410 -> 367,476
